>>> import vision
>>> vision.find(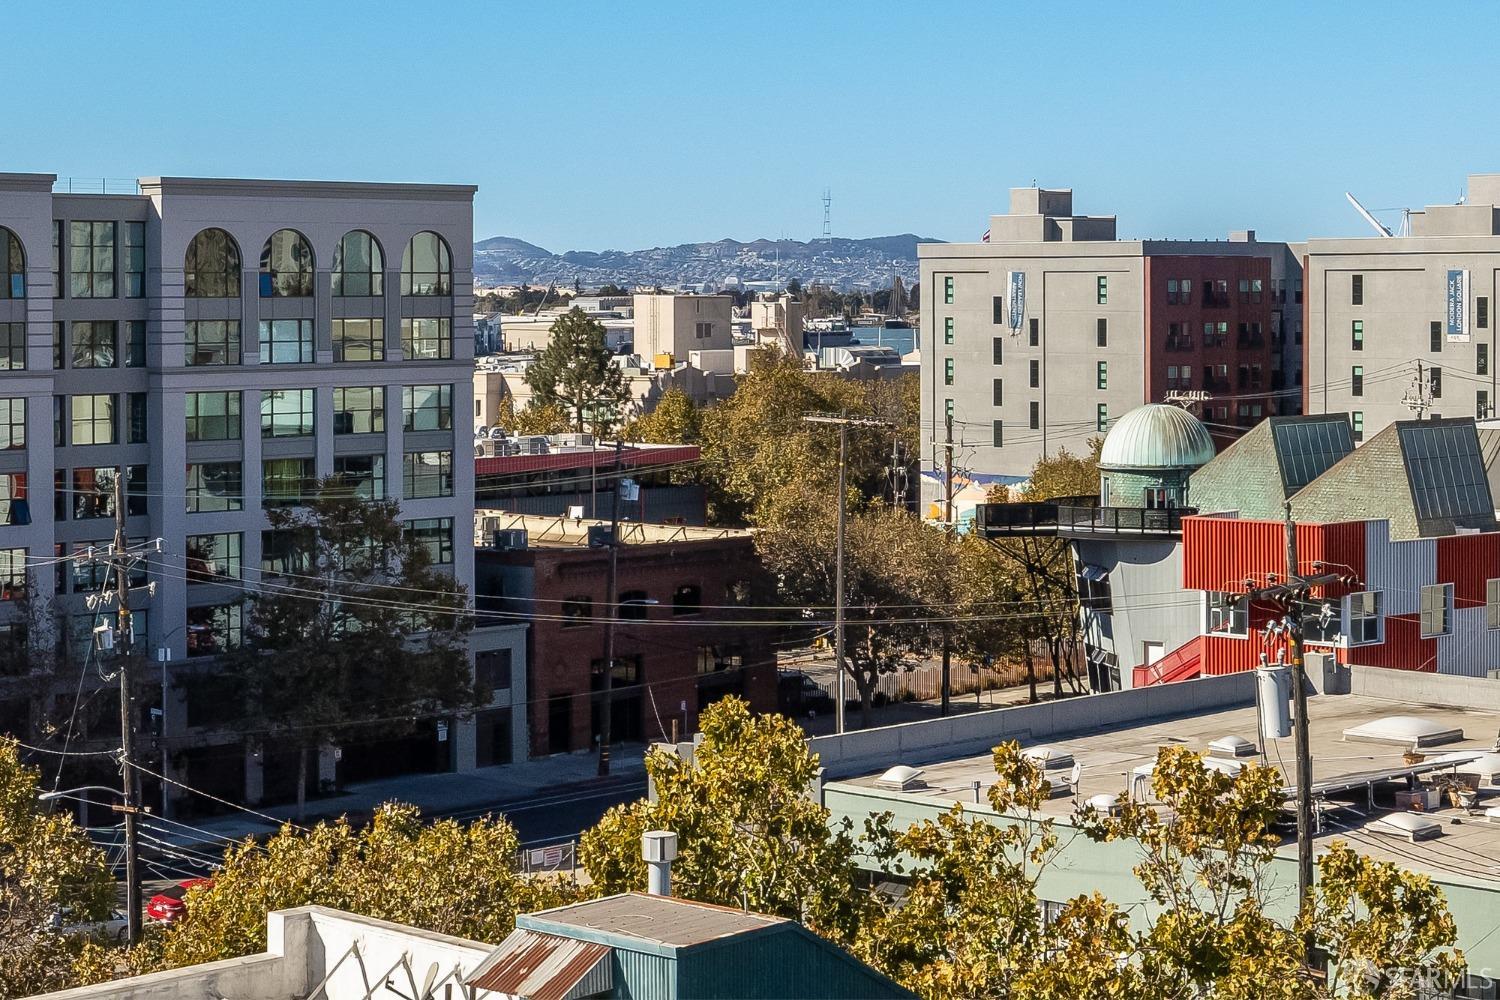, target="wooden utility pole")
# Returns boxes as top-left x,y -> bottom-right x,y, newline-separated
803,413 -> 893,734
597,439 -> 625,776
940,413 -> 955,716
112,471 -> 142,945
